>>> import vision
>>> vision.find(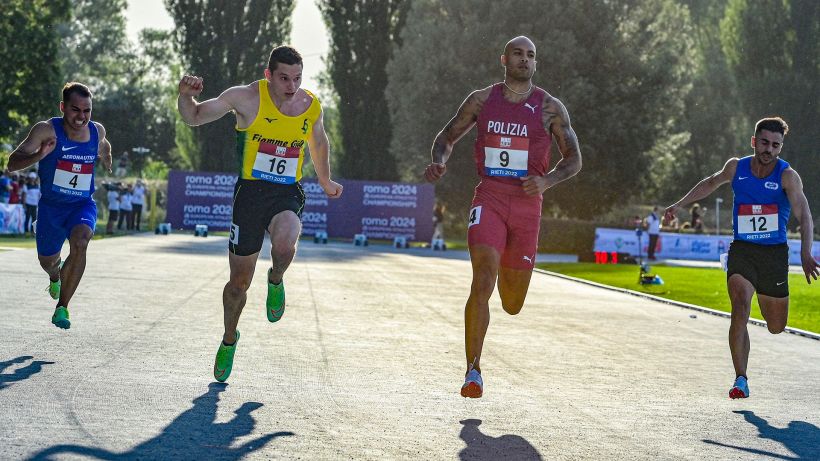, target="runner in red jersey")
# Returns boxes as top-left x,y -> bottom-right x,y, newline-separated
424,36 -> 582,398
